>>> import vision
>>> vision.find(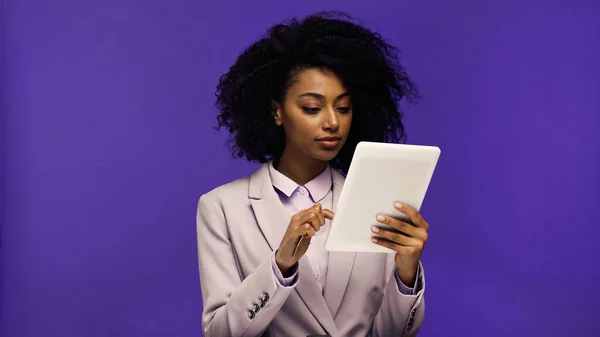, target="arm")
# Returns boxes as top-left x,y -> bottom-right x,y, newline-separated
371,256 -> 425,337
271,254 -> 299,286
196,194 -> 297,337
371,203 -> 430,336
395,264 -> 420,295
